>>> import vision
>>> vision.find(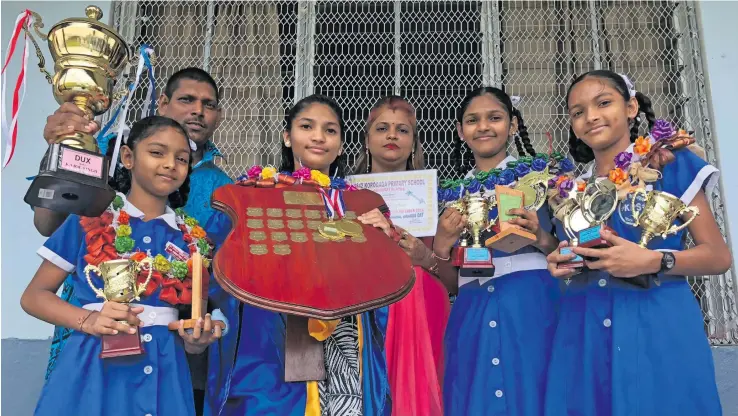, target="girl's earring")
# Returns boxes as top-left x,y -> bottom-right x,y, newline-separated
285,141 -> 291,148
365,147 -> 371,174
